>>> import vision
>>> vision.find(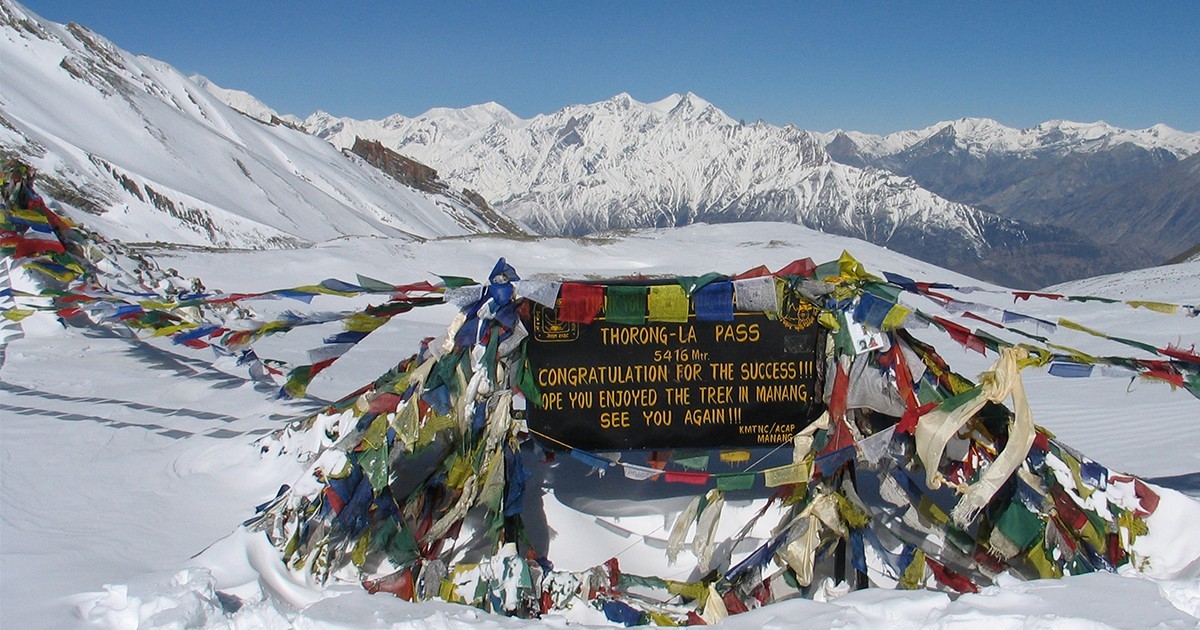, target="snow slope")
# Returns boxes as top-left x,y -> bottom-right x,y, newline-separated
3,219 -> 1199,628
0,0 -> 506,248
